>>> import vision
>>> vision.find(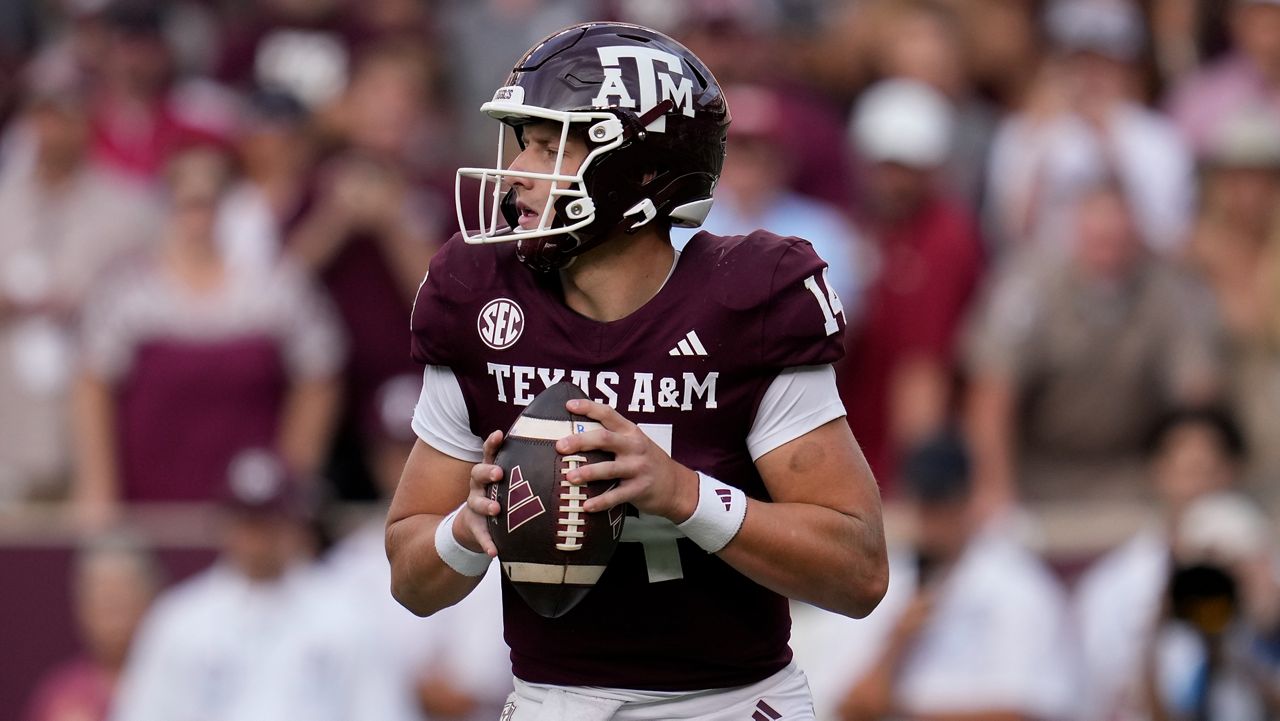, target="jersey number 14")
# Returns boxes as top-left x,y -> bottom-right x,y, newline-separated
804,269 -> 845,336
